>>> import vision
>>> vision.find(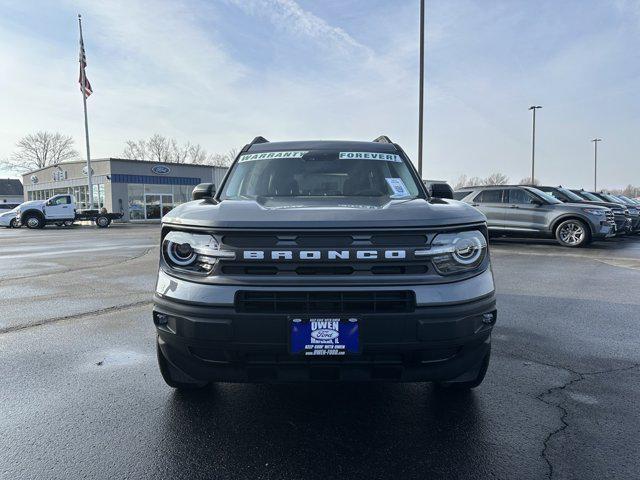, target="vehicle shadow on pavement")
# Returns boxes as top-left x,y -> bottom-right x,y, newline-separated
490,235 -> 638,250
159,383 -> 490,479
